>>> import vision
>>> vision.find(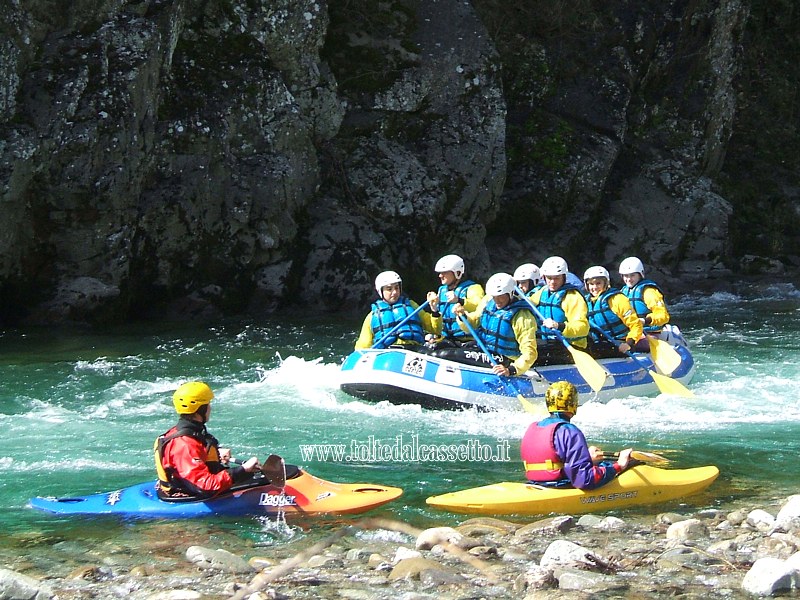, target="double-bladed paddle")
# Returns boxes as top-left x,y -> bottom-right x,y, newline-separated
600,450 -> 670,464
